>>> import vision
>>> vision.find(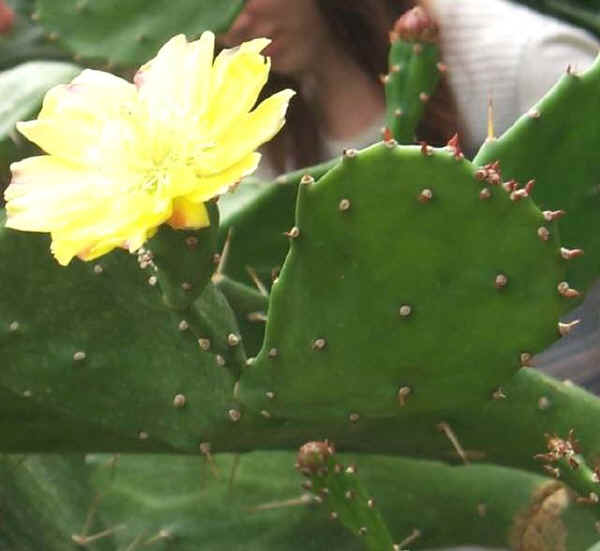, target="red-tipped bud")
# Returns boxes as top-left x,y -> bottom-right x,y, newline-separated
0,0 -> 14,34
390,6 -> 438,43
